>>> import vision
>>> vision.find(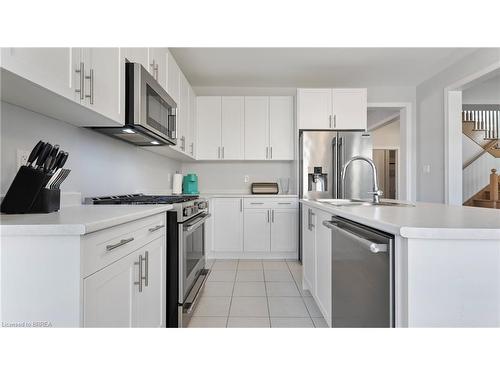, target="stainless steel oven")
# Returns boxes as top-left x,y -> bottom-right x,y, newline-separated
178,211 -> 211,326
93,62 -> 177,146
